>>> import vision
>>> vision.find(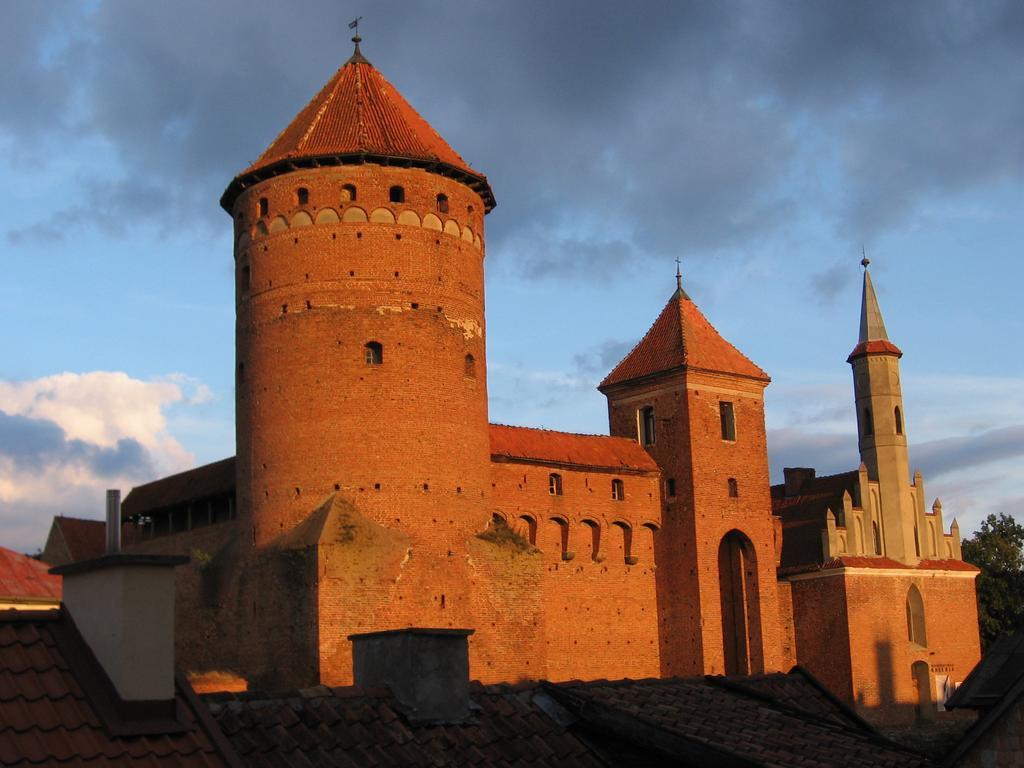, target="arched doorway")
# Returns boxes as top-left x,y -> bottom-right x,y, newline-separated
718,530 -> 763,675
911,660 -> 934,721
